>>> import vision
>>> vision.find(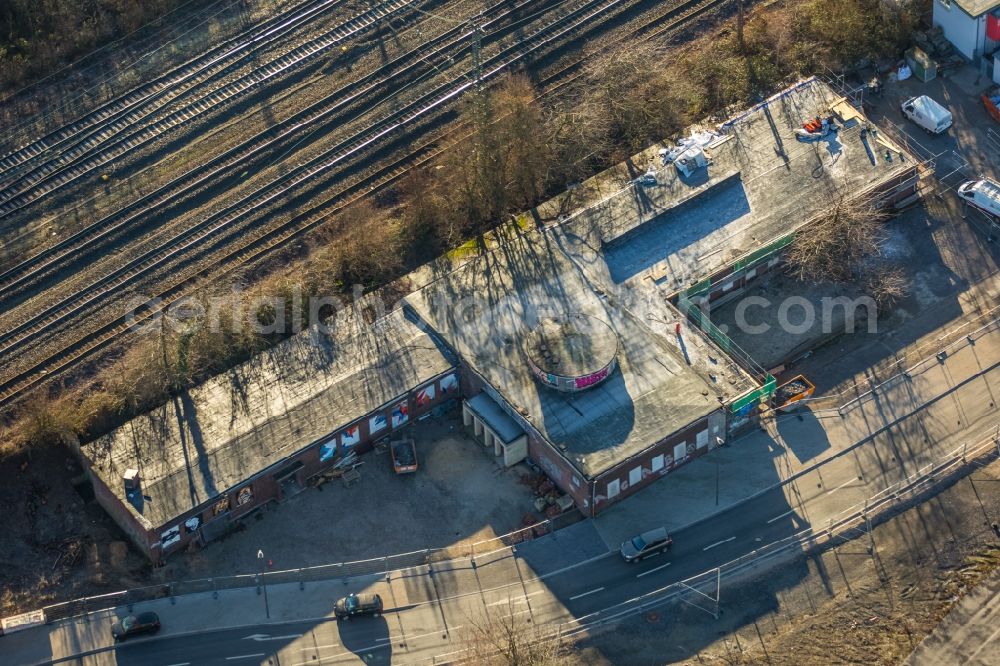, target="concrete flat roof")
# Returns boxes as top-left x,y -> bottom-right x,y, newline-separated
954,0 -> 999,17
406,217 -> 753,479
466,393 -> 525,444
85,306 -> 455,528
538,78 -> 917,295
